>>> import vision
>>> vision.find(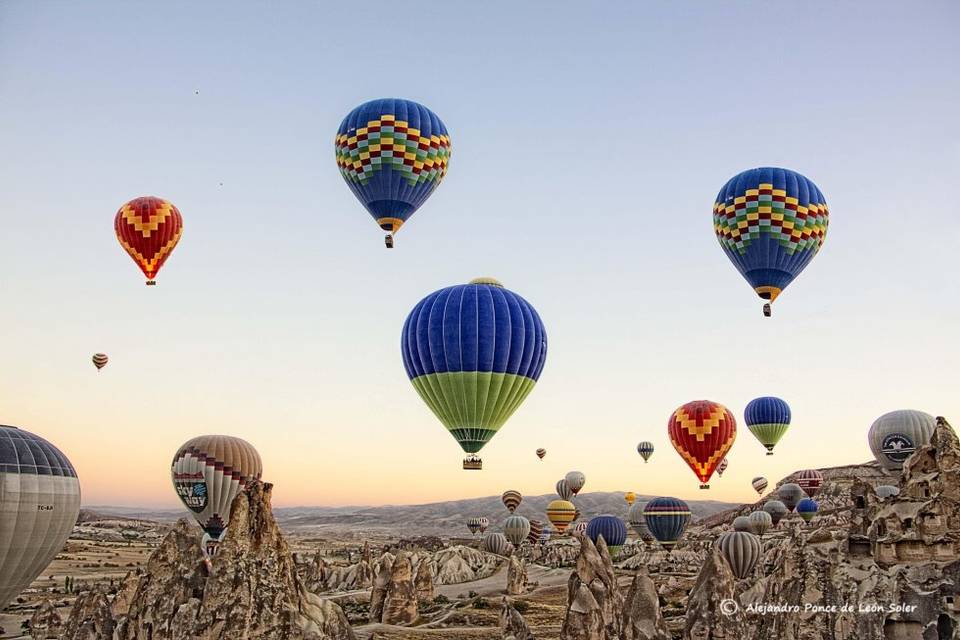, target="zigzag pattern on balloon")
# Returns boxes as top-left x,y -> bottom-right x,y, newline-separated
714,184 -> 828,255
335,115 -> 451,186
